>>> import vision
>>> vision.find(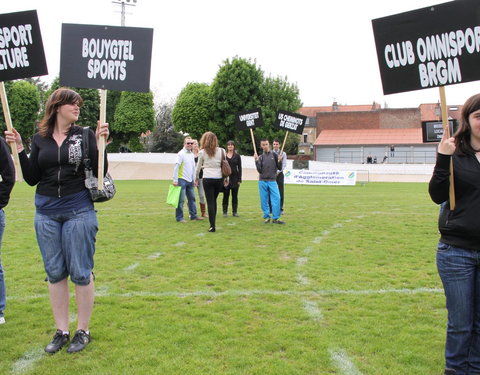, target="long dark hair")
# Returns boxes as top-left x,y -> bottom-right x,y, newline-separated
39,88 -> 83,137
226,140 -> 236,154
455,93 -> 480,155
